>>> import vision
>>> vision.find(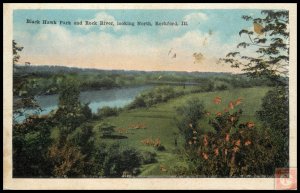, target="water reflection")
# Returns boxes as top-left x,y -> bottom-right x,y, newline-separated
15,85 -> 152,122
